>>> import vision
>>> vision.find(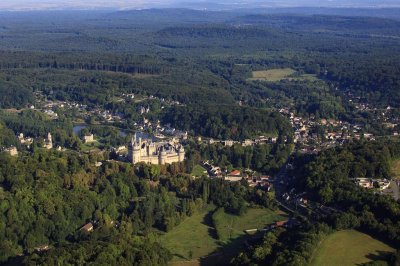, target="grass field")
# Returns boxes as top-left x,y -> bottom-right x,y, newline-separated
391,159 -> 400,179
213,207 -> 287,242
251,68 -> 296,81
191,165 -> 207,177
310,230 -> 395,266
161,206 -> 287,264
250,68 -> 318,82
160,206 -> 219,261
